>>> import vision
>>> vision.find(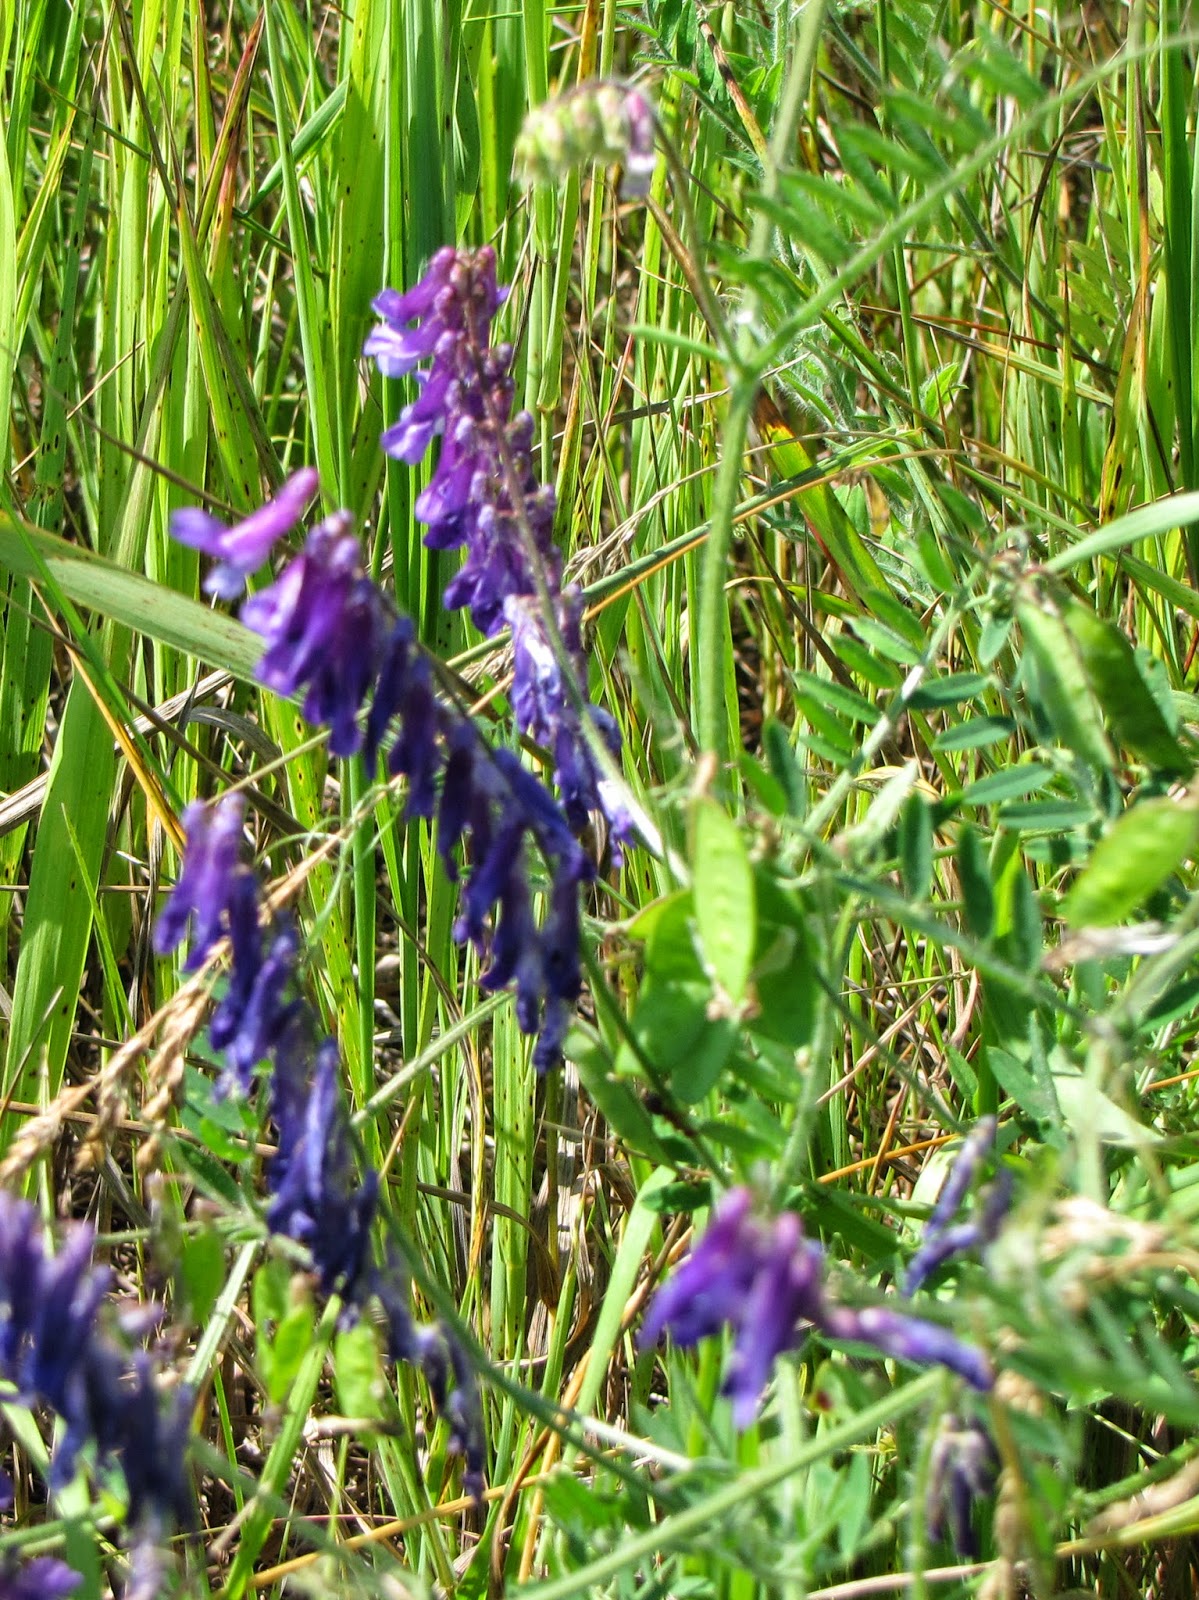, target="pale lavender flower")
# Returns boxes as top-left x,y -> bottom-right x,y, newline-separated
171,467 -> 319,599
824,1304 -> 993,1392
905,1118 -> 1011,1295
153,796 -> 247,969
926,1414 -> 997,1558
